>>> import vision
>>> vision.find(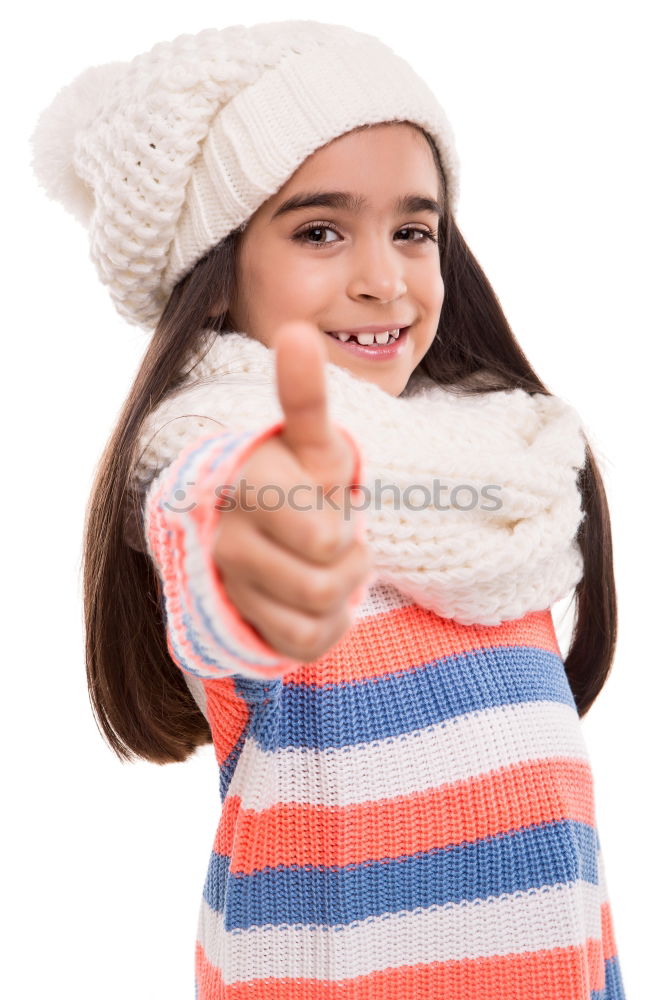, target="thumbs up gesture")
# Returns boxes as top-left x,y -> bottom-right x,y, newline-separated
211,323 -> 374,662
